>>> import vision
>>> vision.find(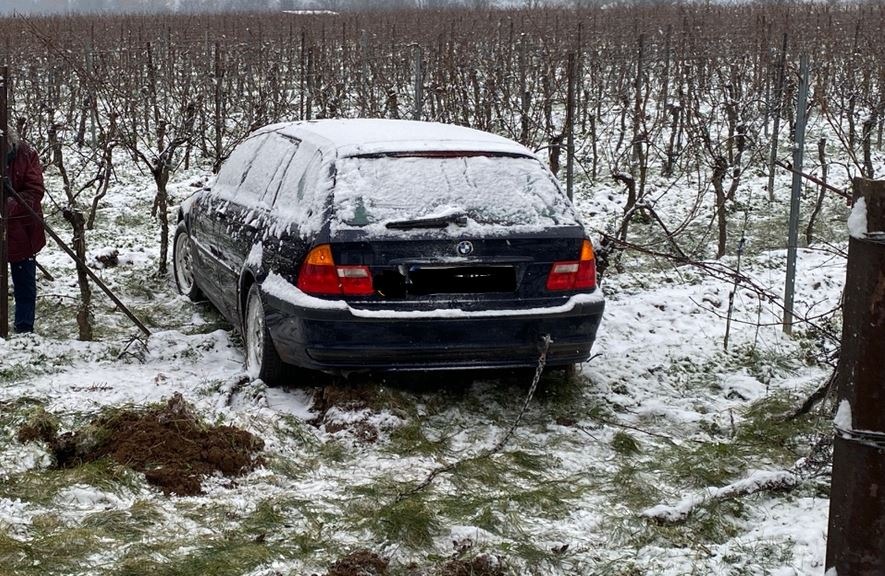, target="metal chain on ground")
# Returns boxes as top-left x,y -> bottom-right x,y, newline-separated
394,334 -> 553,504
488,334 -> 552,455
